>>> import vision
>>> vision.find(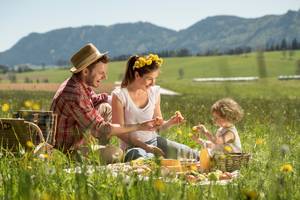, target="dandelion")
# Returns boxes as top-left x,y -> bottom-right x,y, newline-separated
1,103 -> 10,112
224,145 -> 232,153
192,126 -> 198,132
280,164 -> 293,173
40,192 -> 51,200
242,189 -> 258,200
190,164 -> 198,171
32,103 -> 41,110
39,153 -> 49,159
24,100 -> 33,108
176,128 -> 182,135
153,179 -> 165,192
26,141 -> 34,148
255,138 -> 265,145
